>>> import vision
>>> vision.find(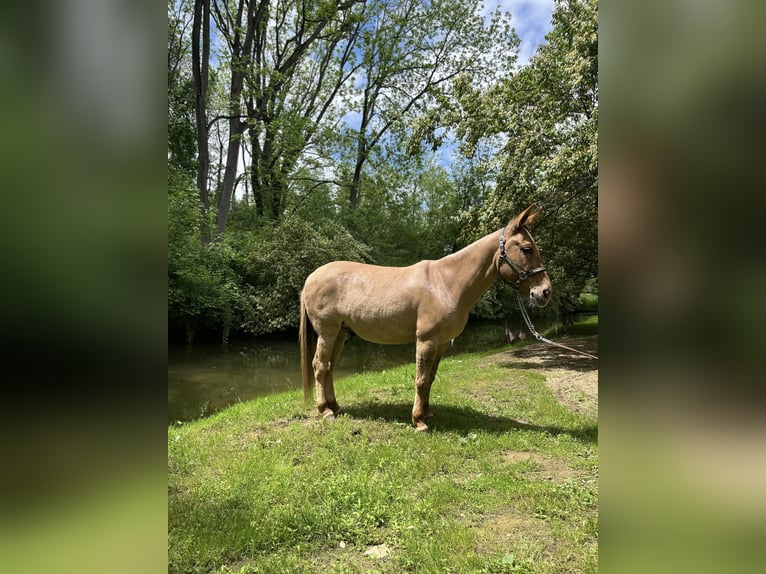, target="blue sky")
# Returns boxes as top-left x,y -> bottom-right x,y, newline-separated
483,0 -> 555,67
